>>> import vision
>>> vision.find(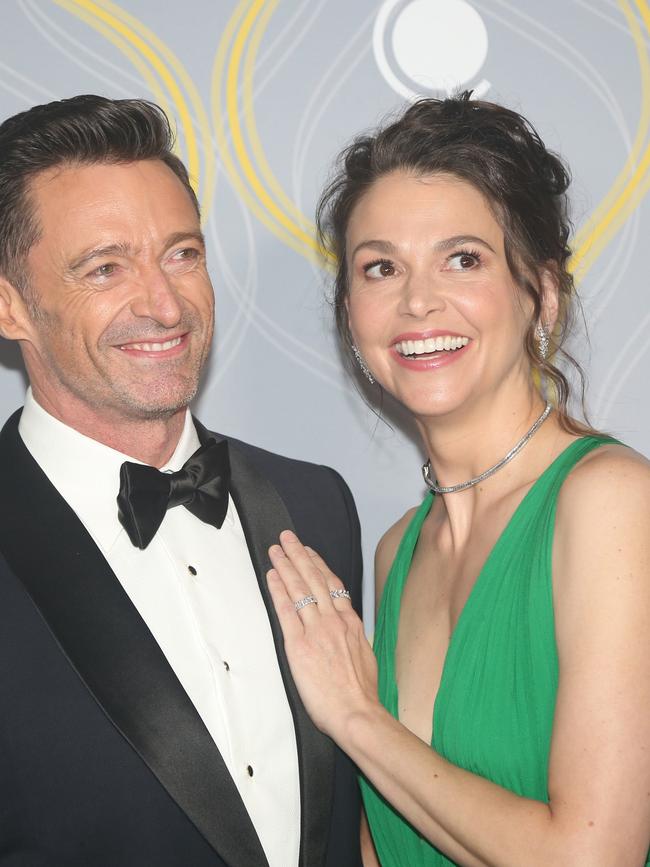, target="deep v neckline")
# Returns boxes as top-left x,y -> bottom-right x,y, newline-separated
390,437 -> 592,745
